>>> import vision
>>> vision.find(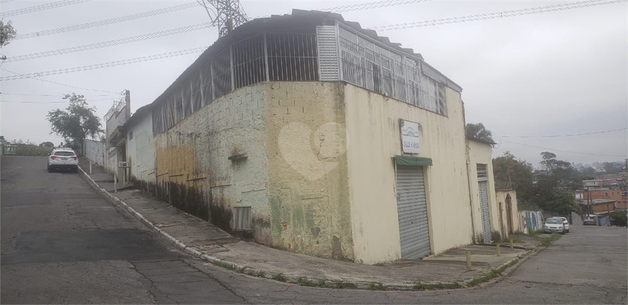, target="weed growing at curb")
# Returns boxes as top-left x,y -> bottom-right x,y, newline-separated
369,282 -> 385,290
272,273 -> 288,282
317,279 -> 327,287
335,281 -> 357,289
539,233 -> 561,247
297,277 -> 321,287
413,281 -> 462,291
466,258 -> 520,287
254,270 -> 265,278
